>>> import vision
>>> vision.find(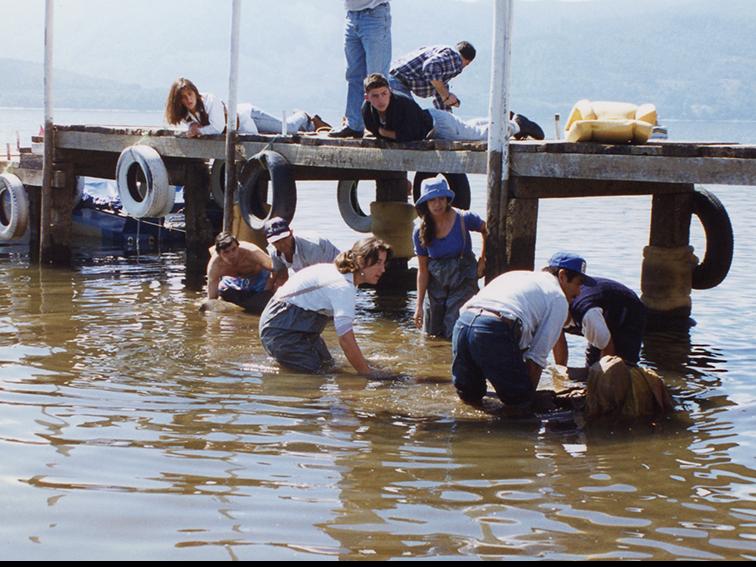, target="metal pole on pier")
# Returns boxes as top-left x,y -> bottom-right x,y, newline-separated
485,0 -> 514,280
39,0 -> 57,263
223,0 -> 242,232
